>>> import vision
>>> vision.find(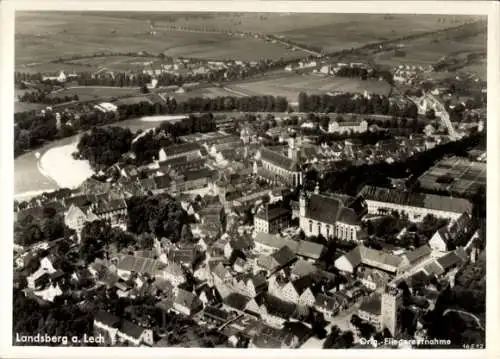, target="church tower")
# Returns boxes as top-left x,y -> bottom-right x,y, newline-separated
299,190 -> 307,218
381,285 -> 403,337
288,132 -> 300,161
